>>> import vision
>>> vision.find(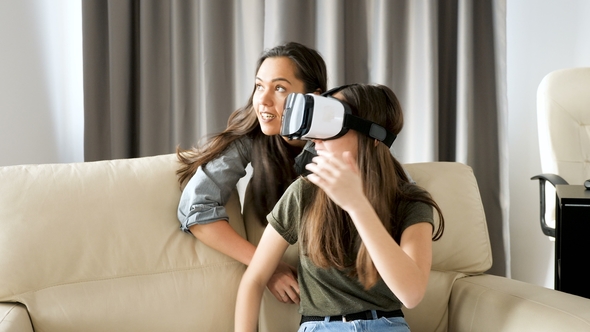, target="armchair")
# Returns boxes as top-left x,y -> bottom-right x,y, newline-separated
531,67 -> 590,237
